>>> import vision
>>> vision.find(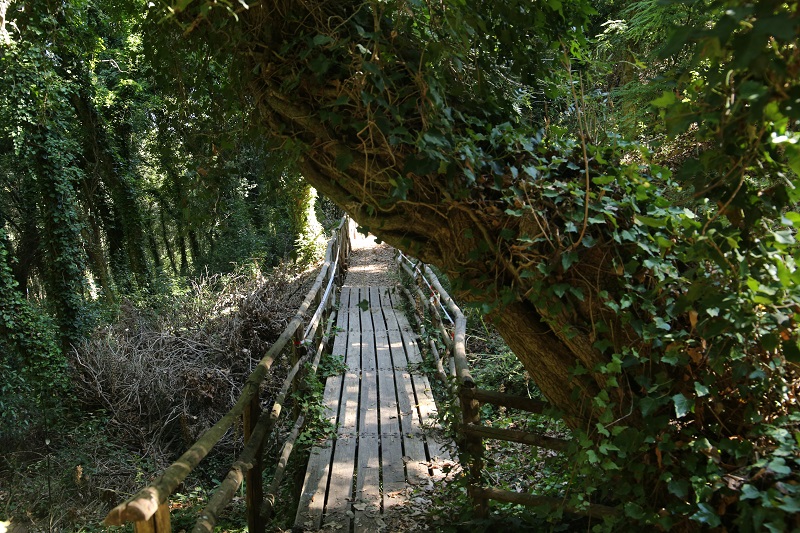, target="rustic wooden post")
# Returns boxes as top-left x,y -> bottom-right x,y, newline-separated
461,389 -> 487,517
133,502 -> 170,533
243,395 -> 264,533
